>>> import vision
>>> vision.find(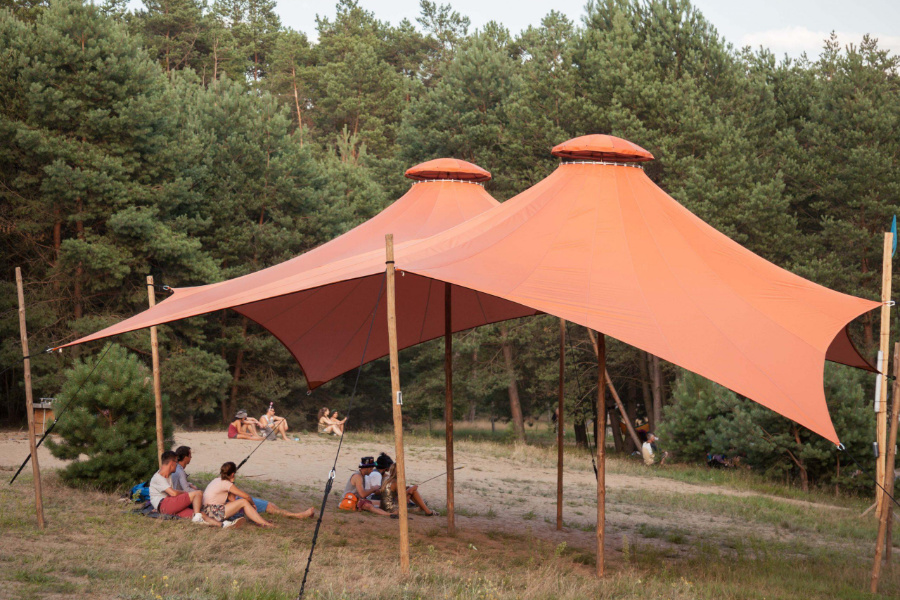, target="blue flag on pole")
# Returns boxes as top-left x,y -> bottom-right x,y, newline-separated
893,215 -> 897,257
